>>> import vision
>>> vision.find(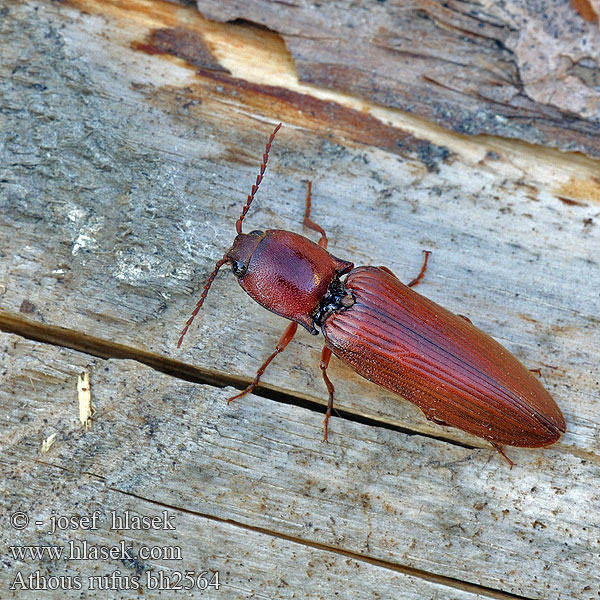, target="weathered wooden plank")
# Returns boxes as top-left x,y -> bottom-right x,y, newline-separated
4,473 -> 493,599
1,333 -> 598,599
196,0 -> 600,158
3,461 -> 491,600
1,1 -> 600,597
